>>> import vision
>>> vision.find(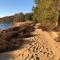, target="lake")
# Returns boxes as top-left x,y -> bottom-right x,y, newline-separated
0,23 -> 12,30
